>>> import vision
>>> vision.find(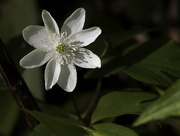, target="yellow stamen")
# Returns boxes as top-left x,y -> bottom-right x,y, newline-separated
56,43 -> 67,53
